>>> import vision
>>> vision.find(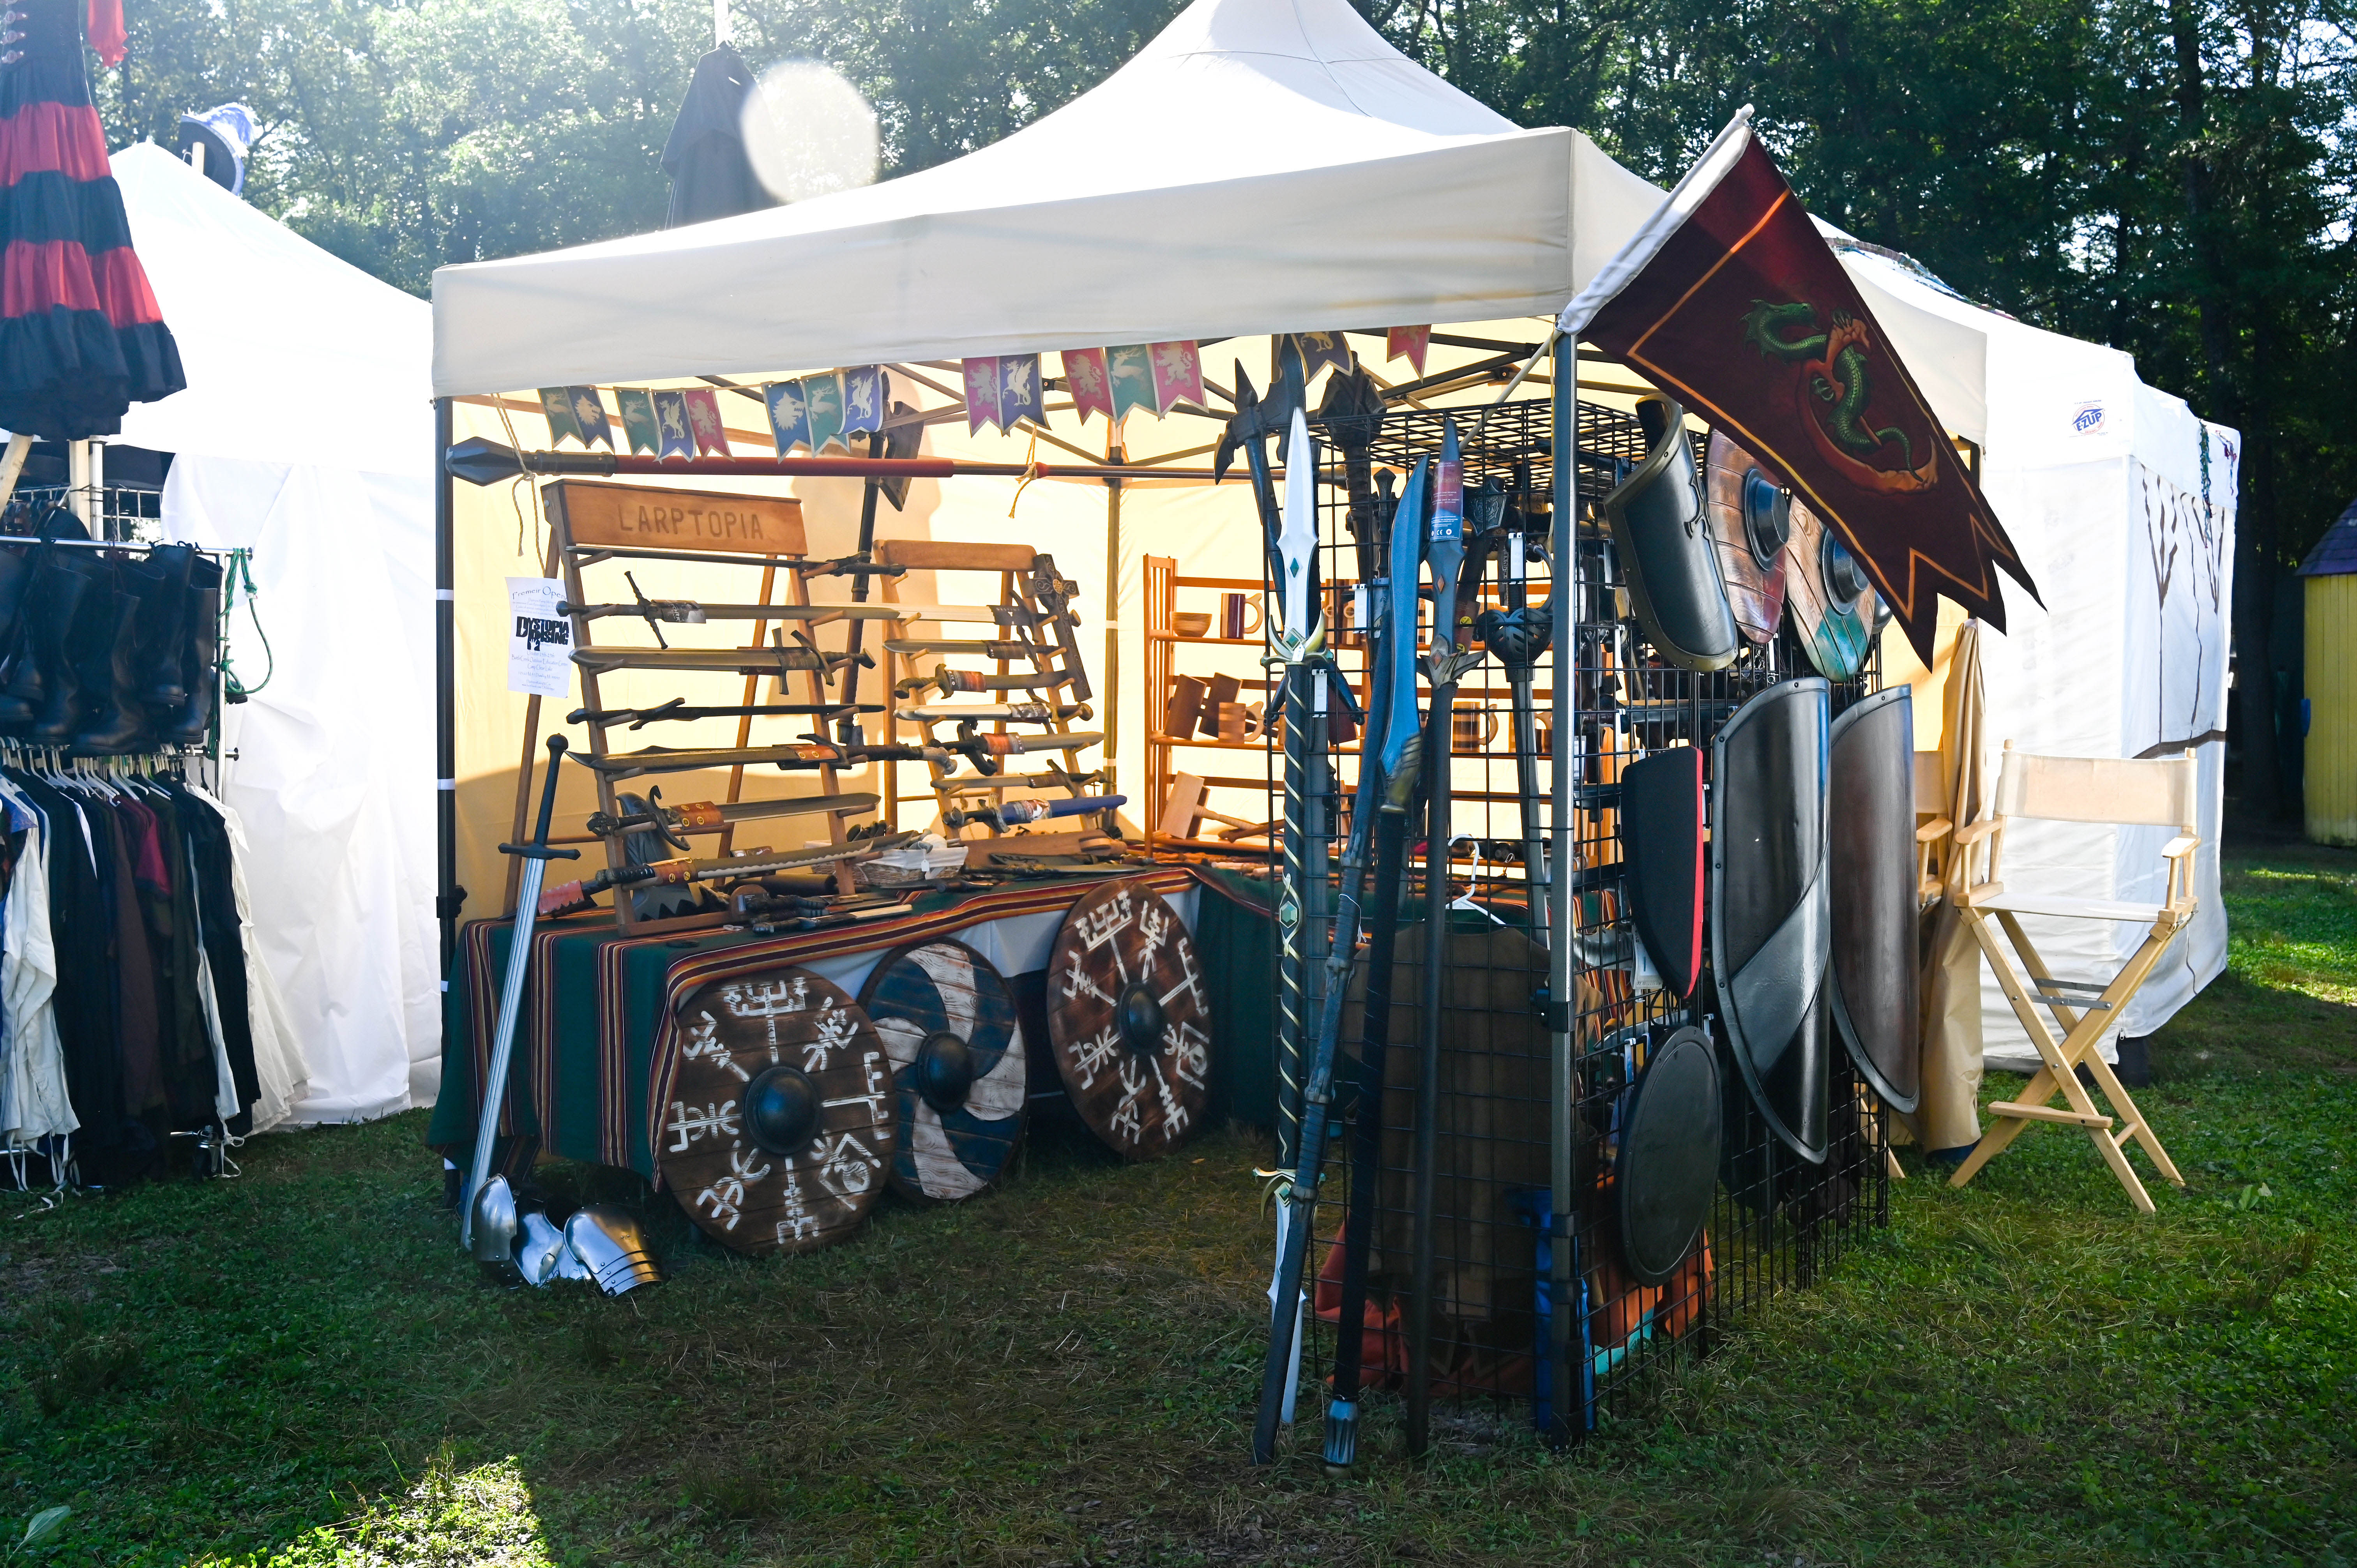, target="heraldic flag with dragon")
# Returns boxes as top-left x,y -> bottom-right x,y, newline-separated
1559,108 -> 2040,663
